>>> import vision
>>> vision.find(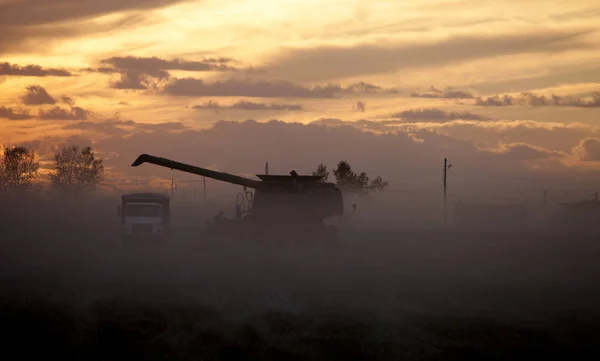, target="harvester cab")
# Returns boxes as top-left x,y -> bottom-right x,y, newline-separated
131,154 -> 344,244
